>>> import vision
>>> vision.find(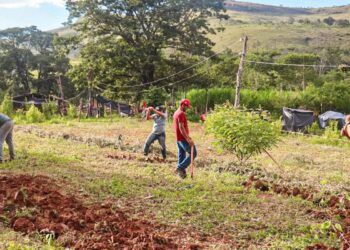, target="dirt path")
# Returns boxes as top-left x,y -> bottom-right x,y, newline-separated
0,174 -> 229,249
